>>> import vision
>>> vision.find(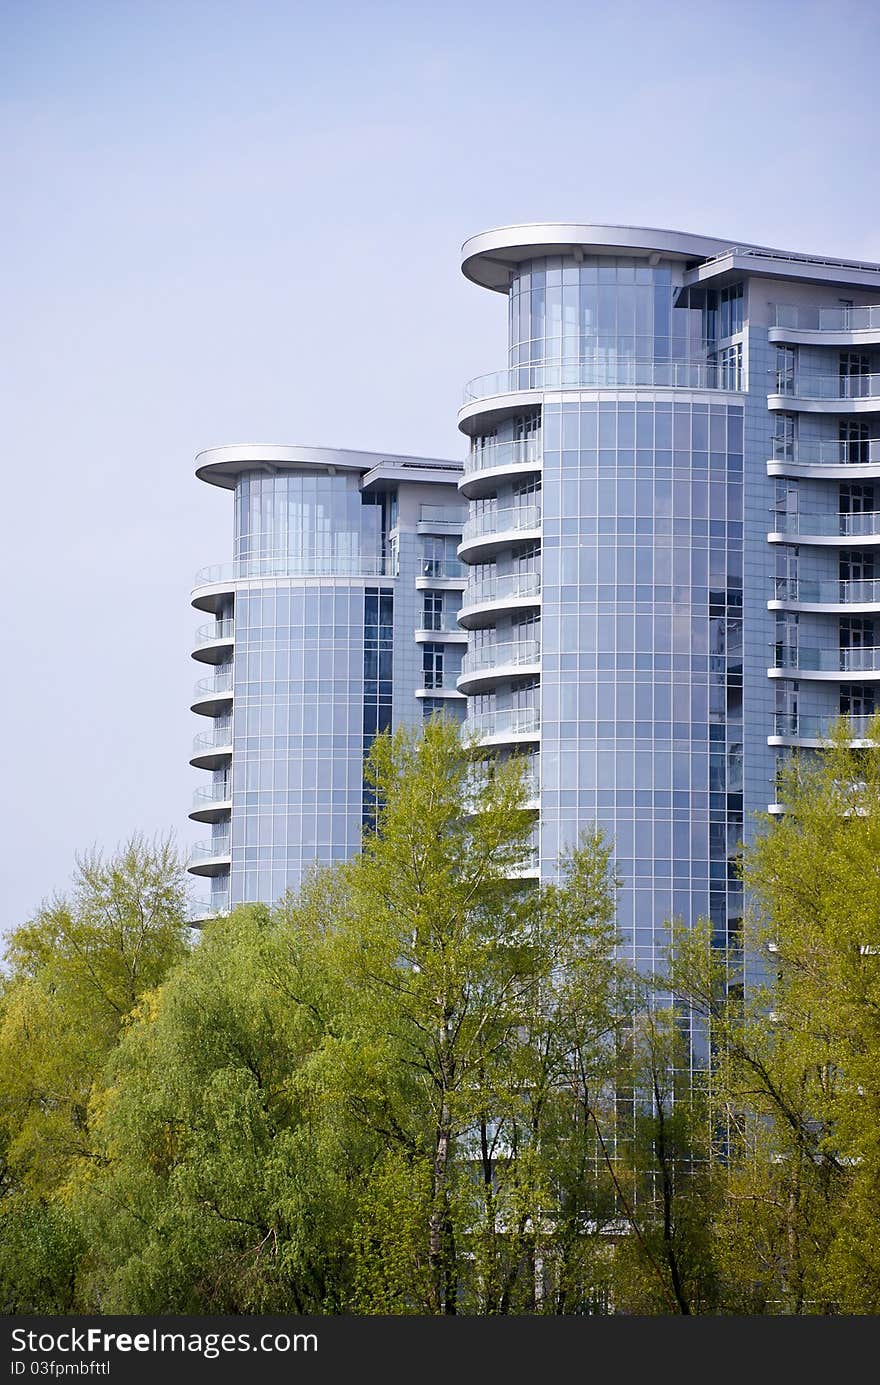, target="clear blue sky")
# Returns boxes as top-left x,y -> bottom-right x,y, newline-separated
2,0 -> 879,931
